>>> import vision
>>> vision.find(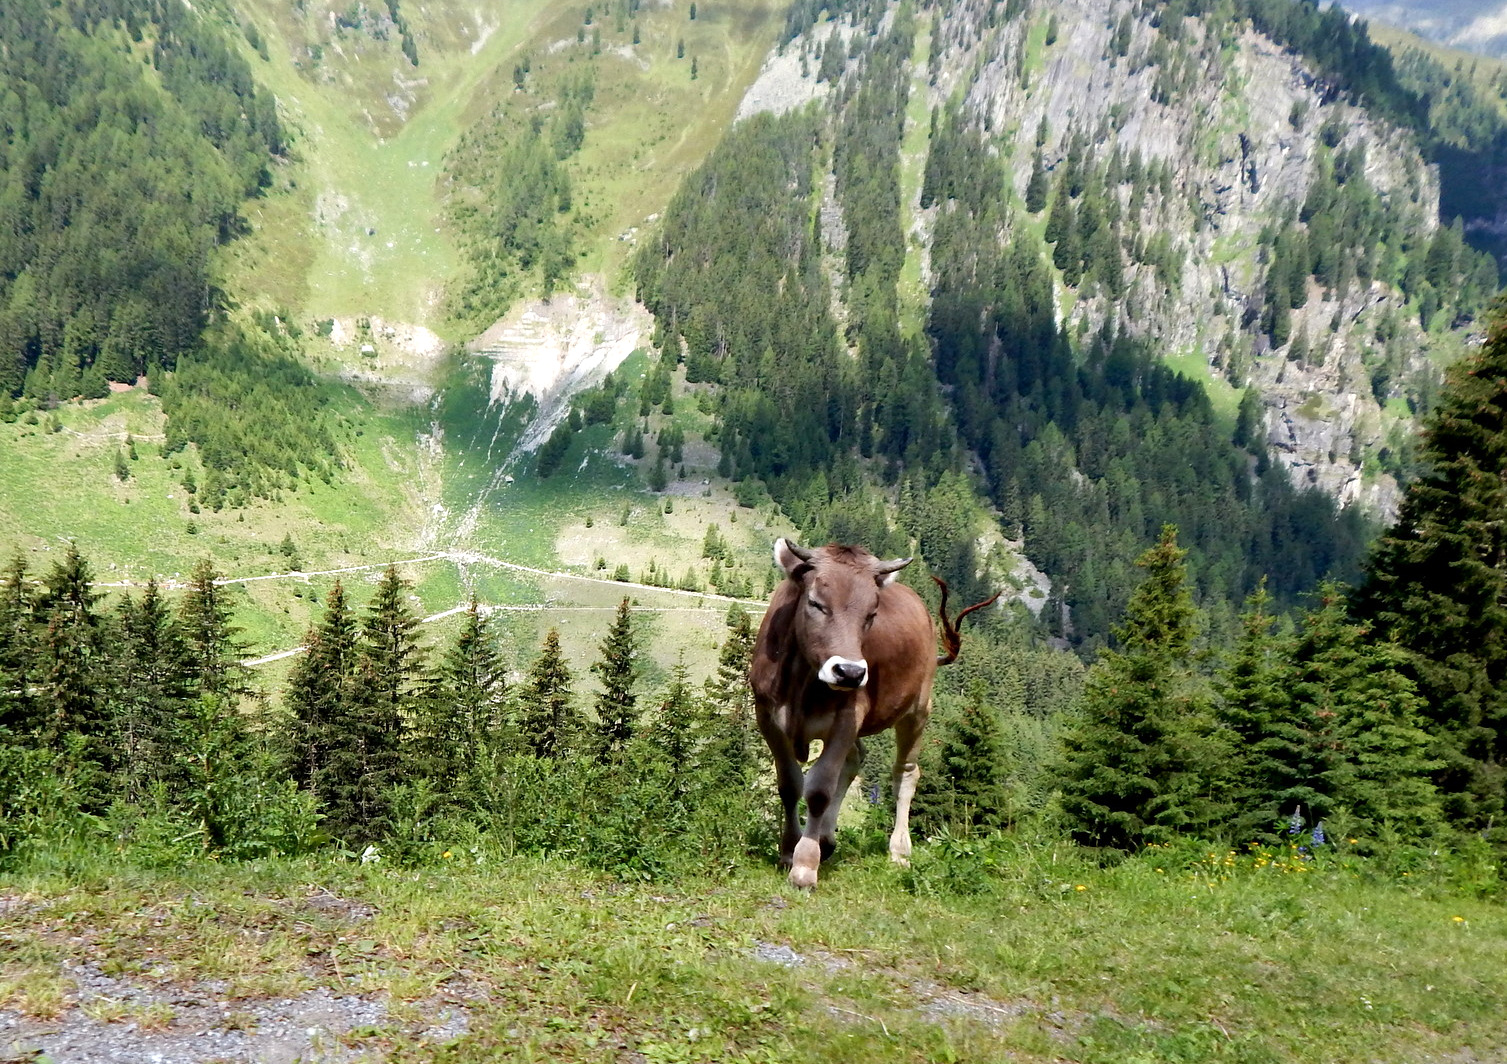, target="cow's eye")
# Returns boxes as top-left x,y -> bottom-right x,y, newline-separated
864,612 -> 877,629
808,599 -> 829,615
